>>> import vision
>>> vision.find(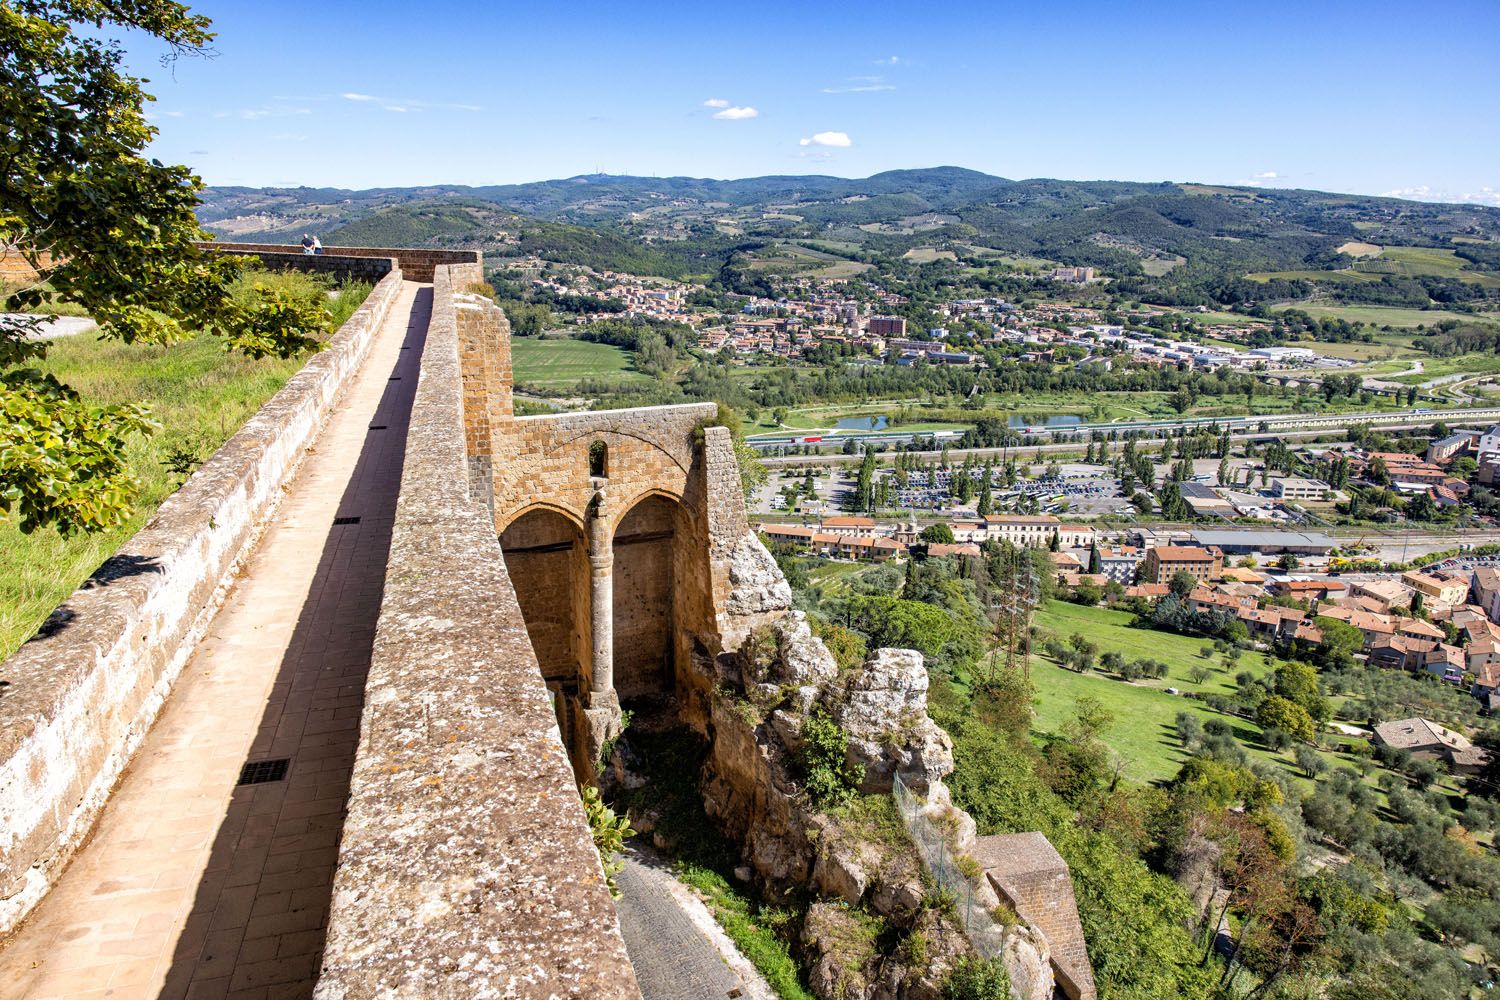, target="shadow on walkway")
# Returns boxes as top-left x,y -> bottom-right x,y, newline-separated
156,288 -> 431,1000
